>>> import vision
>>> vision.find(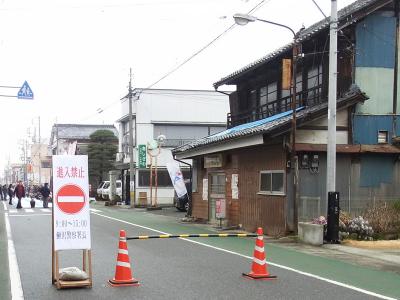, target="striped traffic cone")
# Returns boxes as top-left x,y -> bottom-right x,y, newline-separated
108,230 -> 139,287
243,227 -> 277,280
